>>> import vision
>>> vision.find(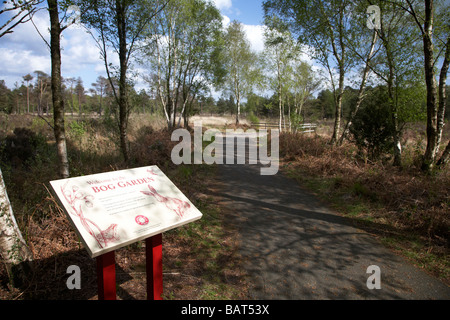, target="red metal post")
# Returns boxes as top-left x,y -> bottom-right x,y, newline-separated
146,234 -> 163,300
96,251 -> 116,300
